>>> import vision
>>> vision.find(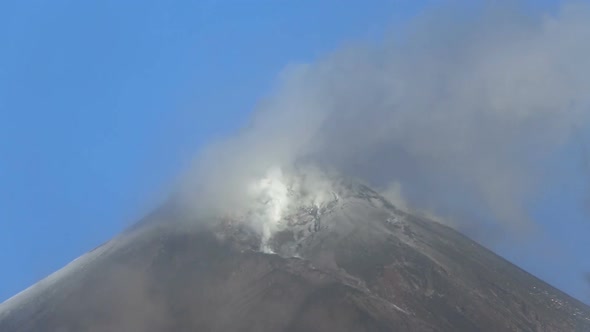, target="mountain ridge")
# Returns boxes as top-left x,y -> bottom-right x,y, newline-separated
1,179 -> 589,331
